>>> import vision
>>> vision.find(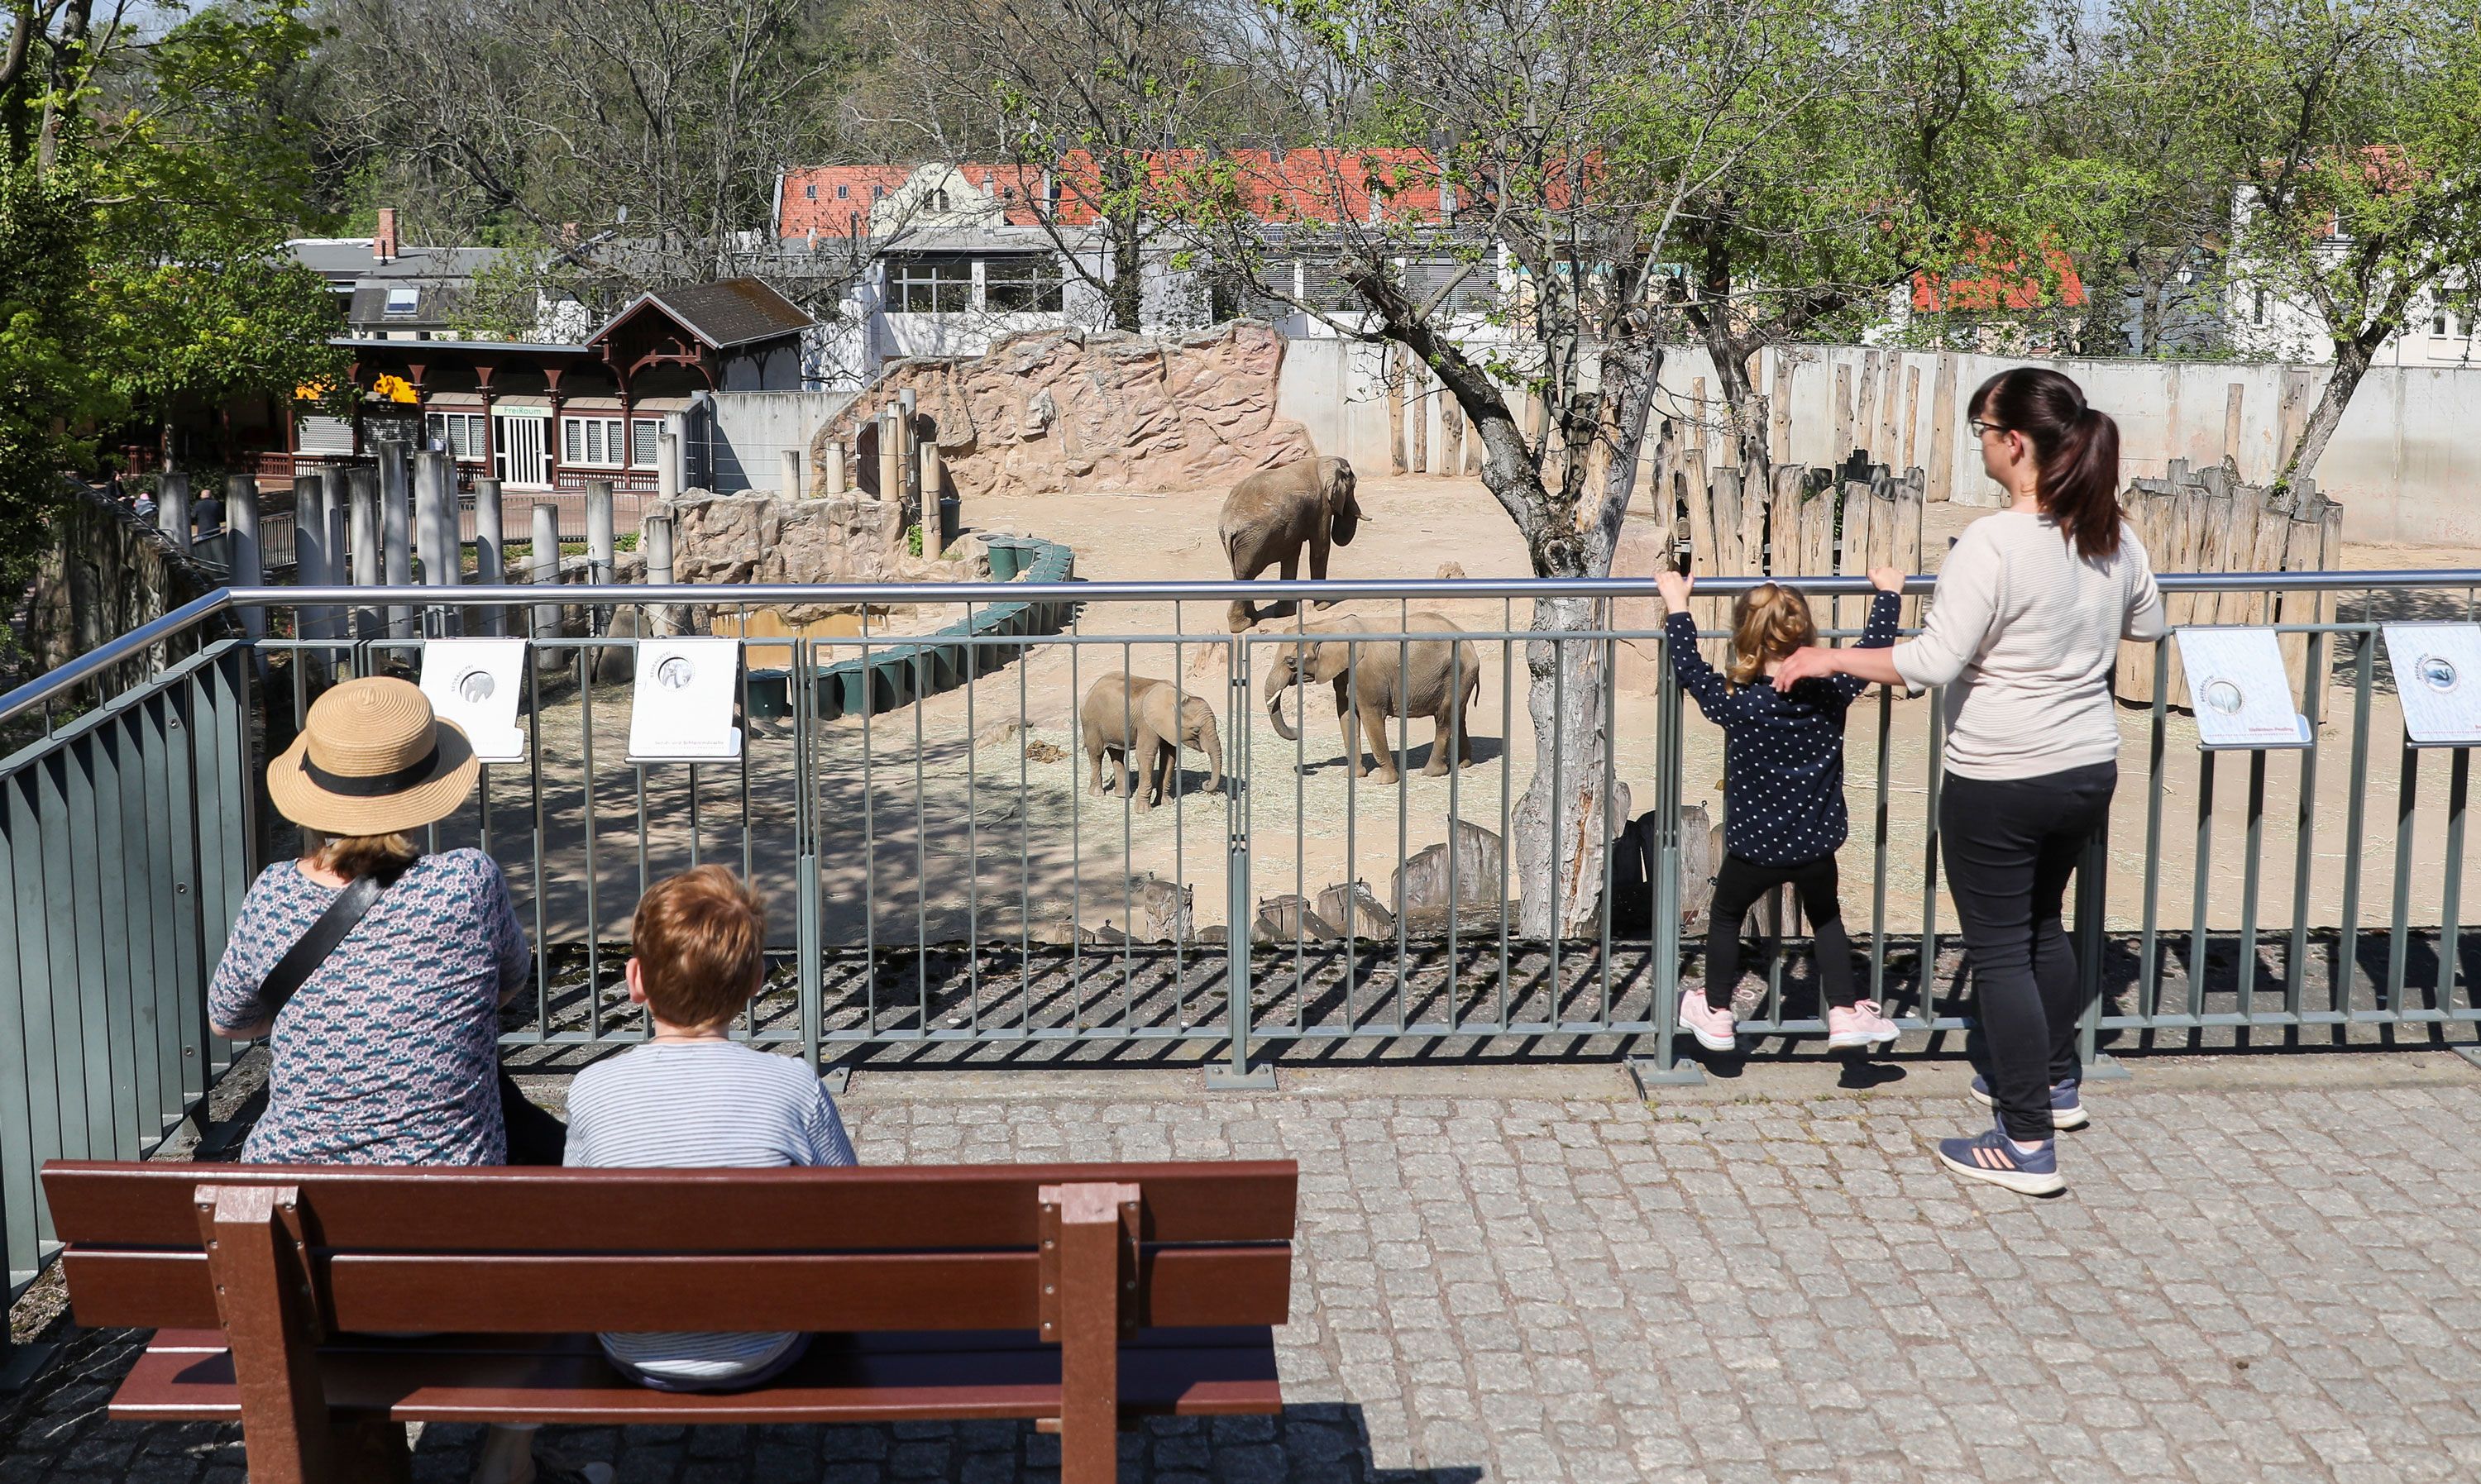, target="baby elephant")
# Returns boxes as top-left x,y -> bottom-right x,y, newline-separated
1081,673 -> 1224,811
